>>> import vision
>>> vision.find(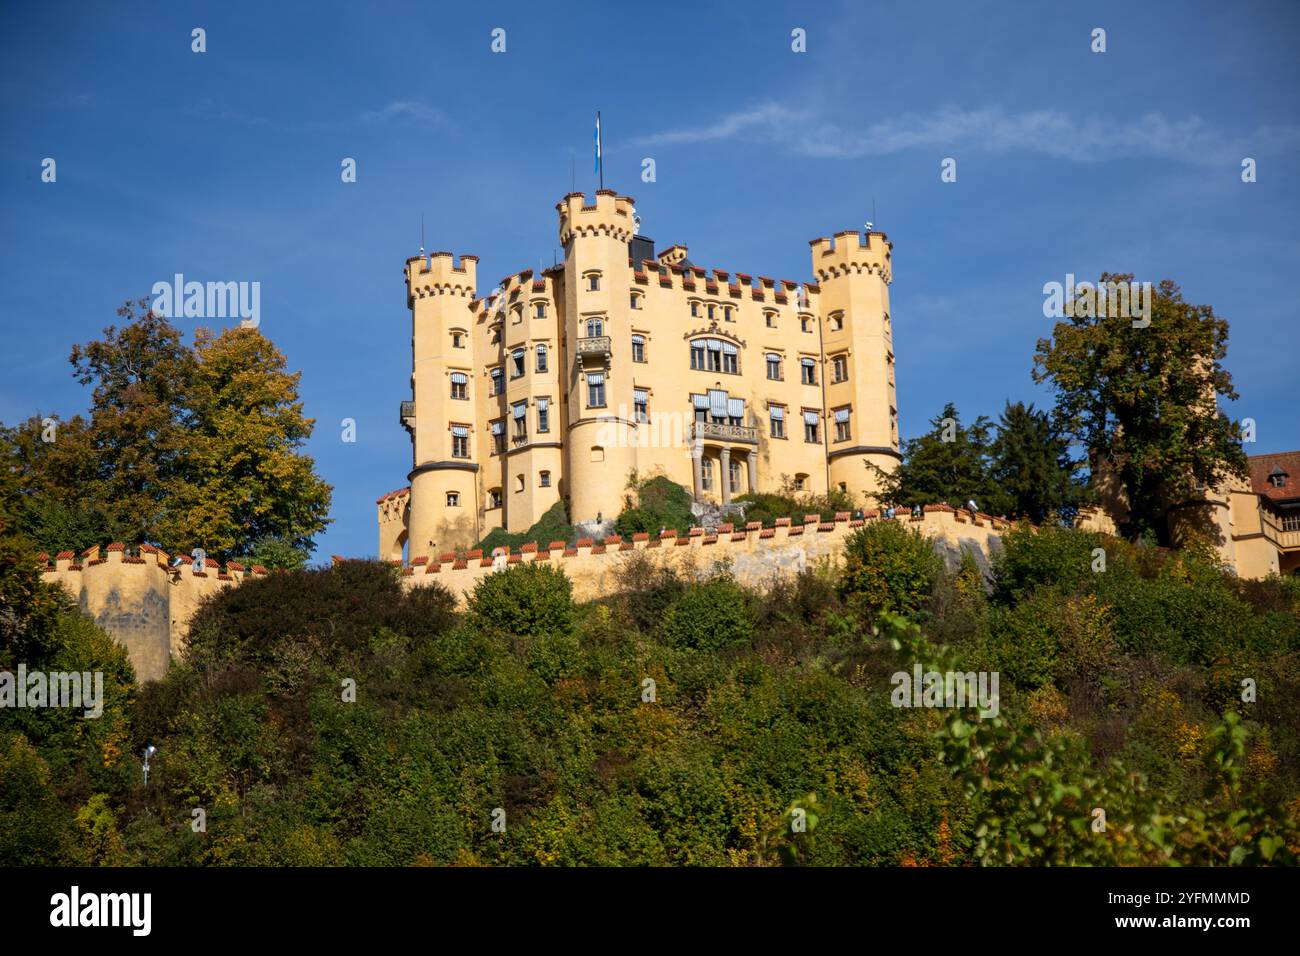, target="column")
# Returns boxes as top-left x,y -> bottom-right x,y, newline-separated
720,446 -> 731,505
691,439 -> 704,500
746,452 -> 757,495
